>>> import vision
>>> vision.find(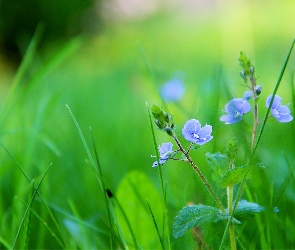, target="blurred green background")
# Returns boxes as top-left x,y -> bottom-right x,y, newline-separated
1,0 -> 295,249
